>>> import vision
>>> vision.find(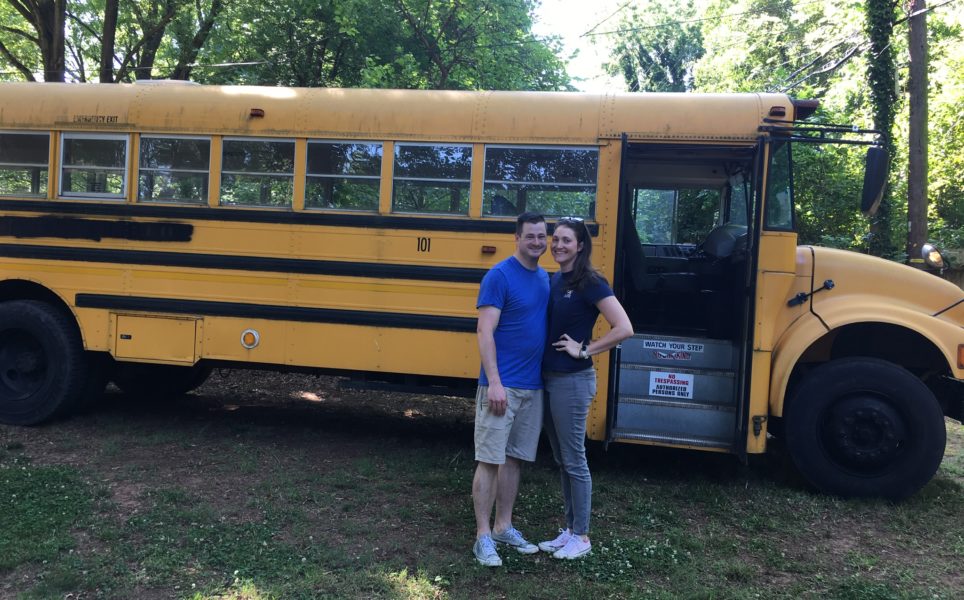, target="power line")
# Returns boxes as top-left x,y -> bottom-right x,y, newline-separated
581,1 -> 638,37
581,0 -> 828,38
